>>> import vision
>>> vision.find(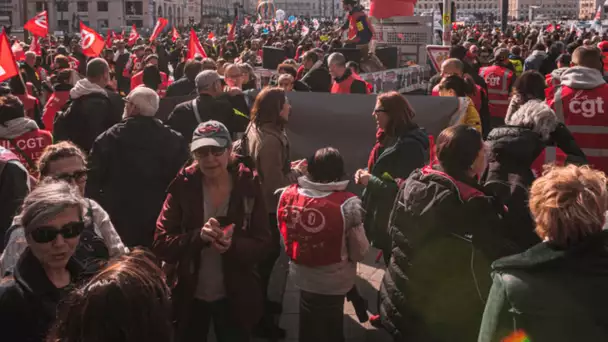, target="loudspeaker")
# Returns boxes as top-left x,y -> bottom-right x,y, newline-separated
263,46 -> 285,70
375,46 -> 398,69
335,48 -> 362,64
